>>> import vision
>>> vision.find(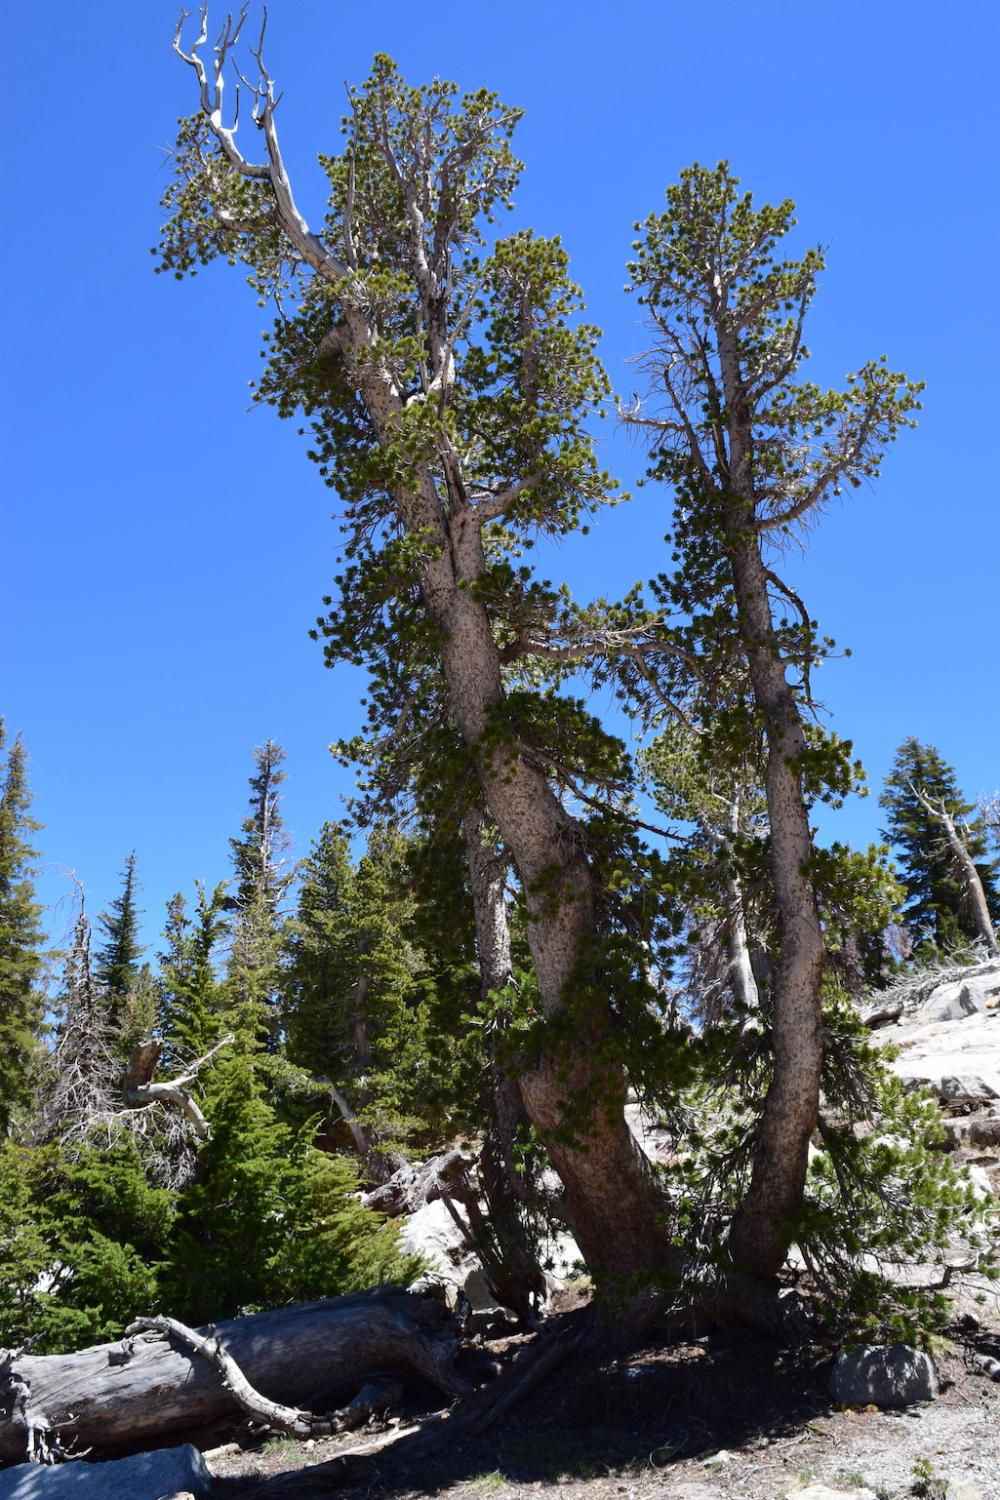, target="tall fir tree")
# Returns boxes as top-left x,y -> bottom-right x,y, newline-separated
229,741 -> 293,915
95,852 -> 143,1038
161,1043 -> 417,1325
283,823 -> 454,1159
158,882 -> 230,1067
0,723 -> 46,1135
880,738 -> 1000,952
228,742 -> 293,1046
